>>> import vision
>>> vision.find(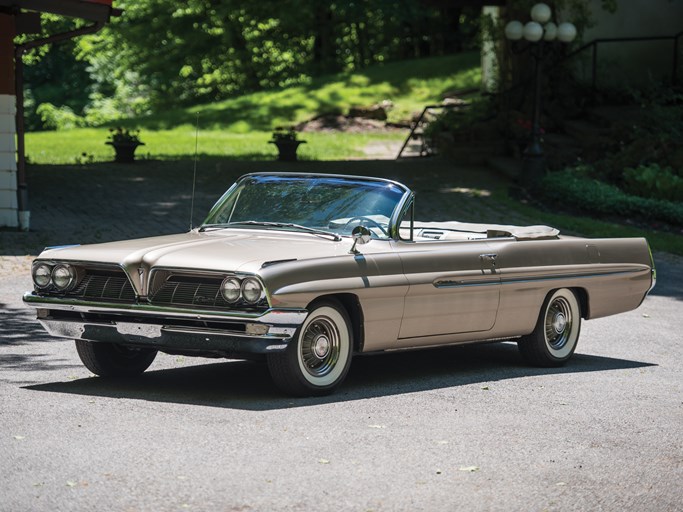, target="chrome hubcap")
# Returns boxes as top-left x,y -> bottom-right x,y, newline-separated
545,297 -> 573,350
313,335 -> 331,359
552,312 -> 567,334
301,317 -> 340,377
